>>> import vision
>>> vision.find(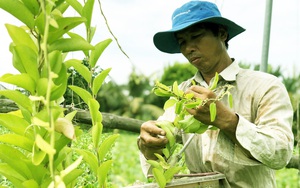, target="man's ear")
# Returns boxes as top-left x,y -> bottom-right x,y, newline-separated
218,26 -> 228,41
